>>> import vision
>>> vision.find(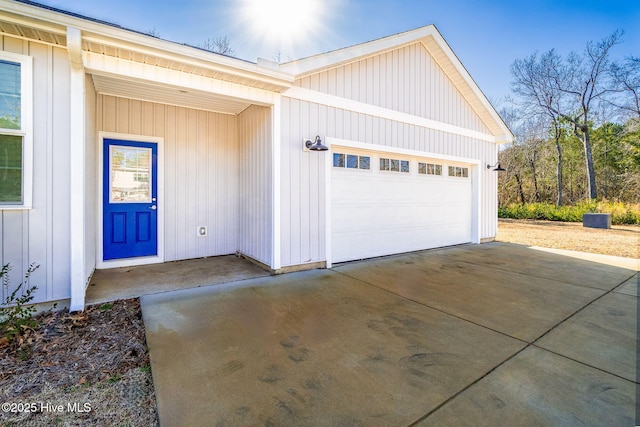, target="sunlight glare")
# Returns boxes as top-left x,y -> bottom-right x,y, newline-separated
240,0 -> 325,57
